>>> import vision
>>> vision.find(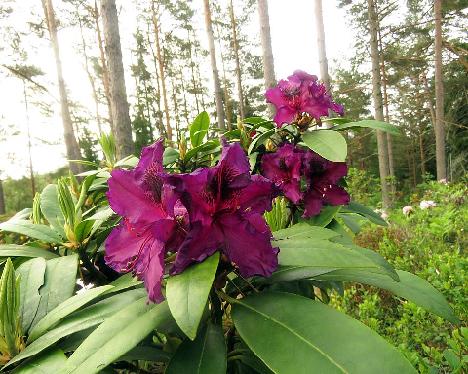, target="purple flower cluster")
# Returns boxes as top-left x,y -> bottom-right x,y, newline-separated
261,143 -> 349,217
265,70 -> 344,127
105,140 -> 278,302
